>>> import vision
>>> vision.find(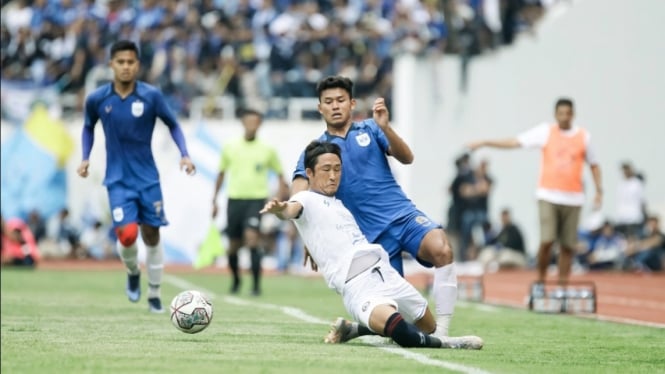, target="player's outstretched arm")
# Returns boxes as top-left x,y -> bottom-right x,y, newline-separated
260,198 -> 302,220
467,138 -> 521,151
